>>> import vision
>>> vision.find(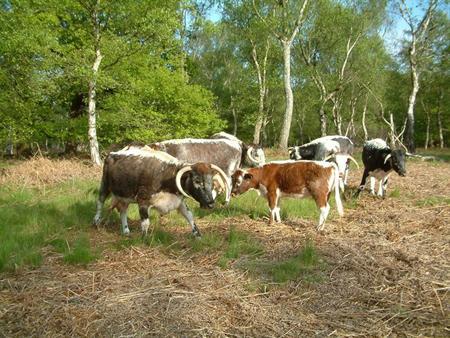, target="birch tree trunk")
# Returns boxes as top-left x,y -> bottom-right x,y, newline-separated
405,55 -> 419,153
251,39 -> 269,145
230,96 -> 237,136
253,0 -> 309,149
319,103 -> 327,136
424,109 -> 430,149
88,0 -> 102,166
361,95 -> 368,141
278,40 -> 294,148
437,89 -> 444,148
400,0 -> 437,153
